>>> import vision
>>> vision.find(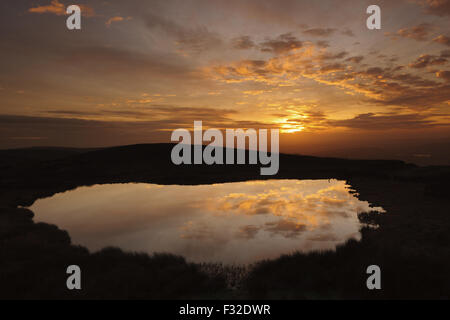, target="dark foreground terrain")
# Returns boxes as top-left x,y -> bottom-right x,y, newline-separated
1,144 -> 449,299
